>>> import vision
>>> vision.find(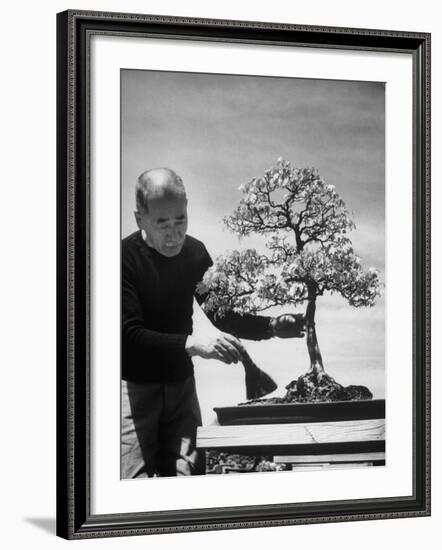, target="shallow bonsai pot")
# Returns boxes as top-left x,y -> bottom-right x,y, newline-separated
214,399 -> 385,425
